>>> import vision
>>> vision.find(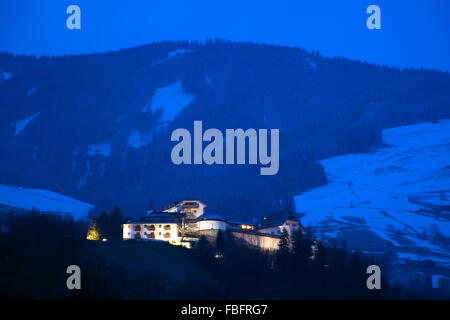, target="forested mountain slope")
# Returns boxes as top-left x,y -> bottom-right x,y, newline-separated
0,40 -> 449,217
